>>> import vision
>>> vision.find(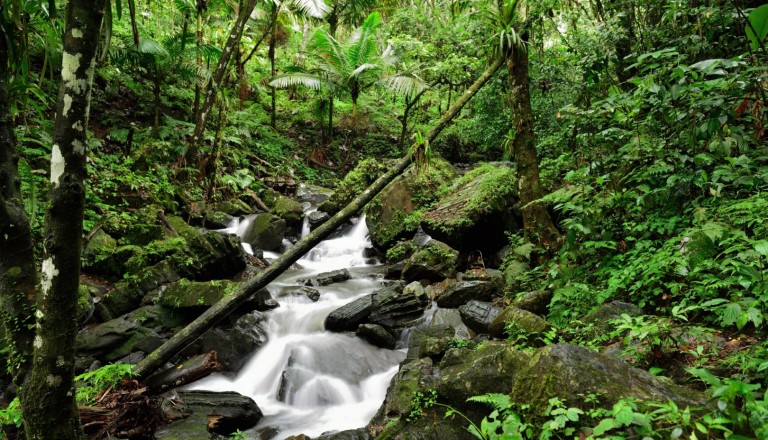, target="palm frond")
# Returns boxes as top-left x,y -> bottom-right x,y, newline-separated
291,0 -> 329,19
174,0 -> 195,16
270,72 -> 327,90
381,72 -> 428,97
138,37 -> 170,57
310,29 -> 348,74
347,11 -> 380,67
349,62 -> 380,78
